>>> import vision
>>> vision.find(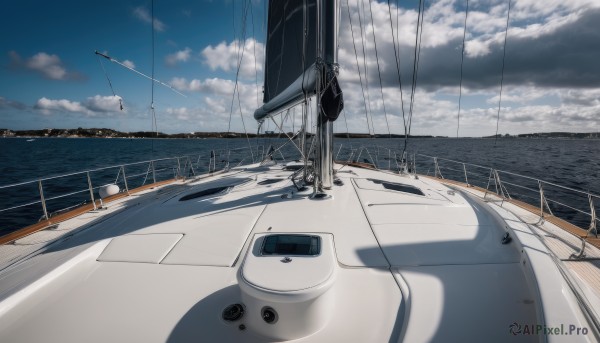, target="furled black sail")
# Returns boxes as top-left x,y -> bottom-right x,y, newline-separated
254,0 -> 318,121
